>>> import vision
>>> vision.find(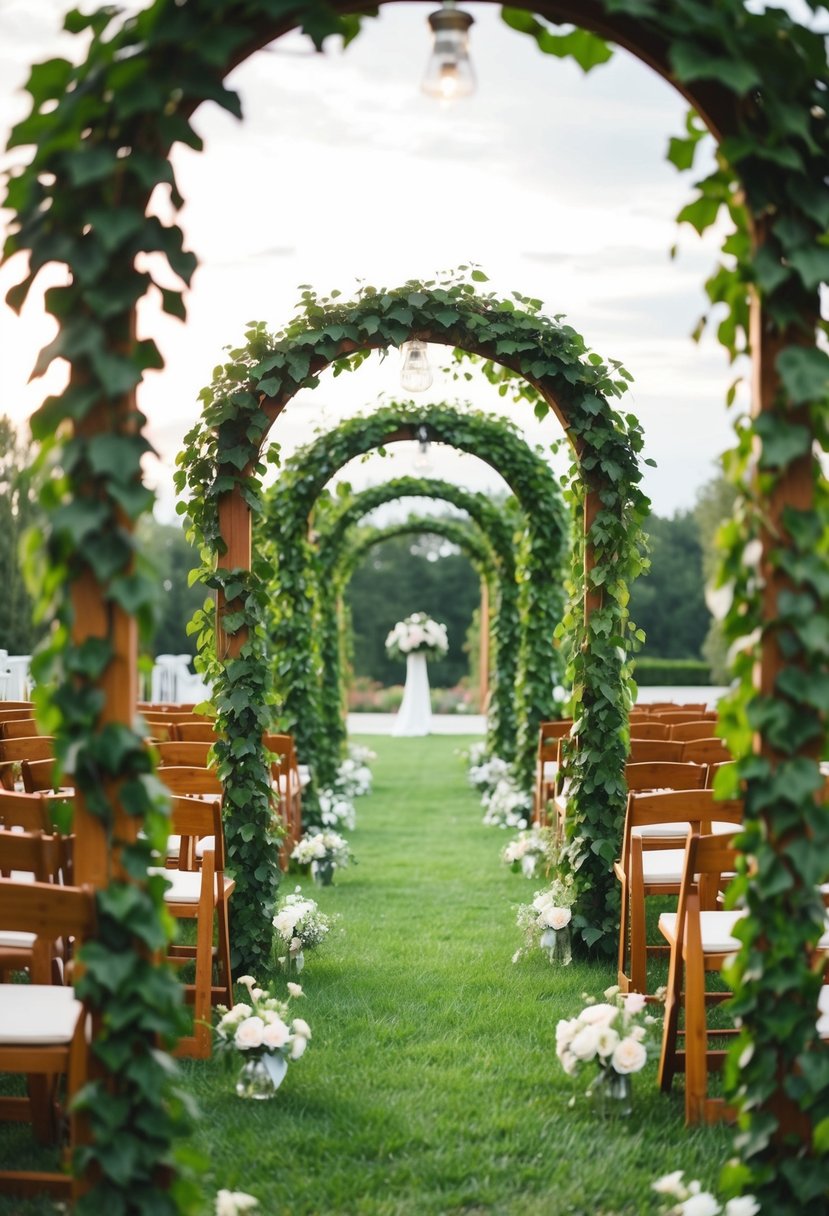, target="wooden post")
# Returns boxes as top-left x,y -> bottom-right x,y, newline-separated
217,485 -> 253,660
583,486 -> 602,624
479,577 -> 490,713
